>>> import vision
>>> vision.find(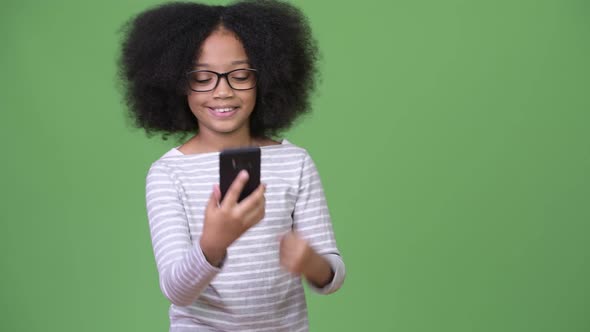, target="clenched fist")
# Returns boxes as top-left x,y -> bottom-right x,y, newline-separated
279,232 -> 334,288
